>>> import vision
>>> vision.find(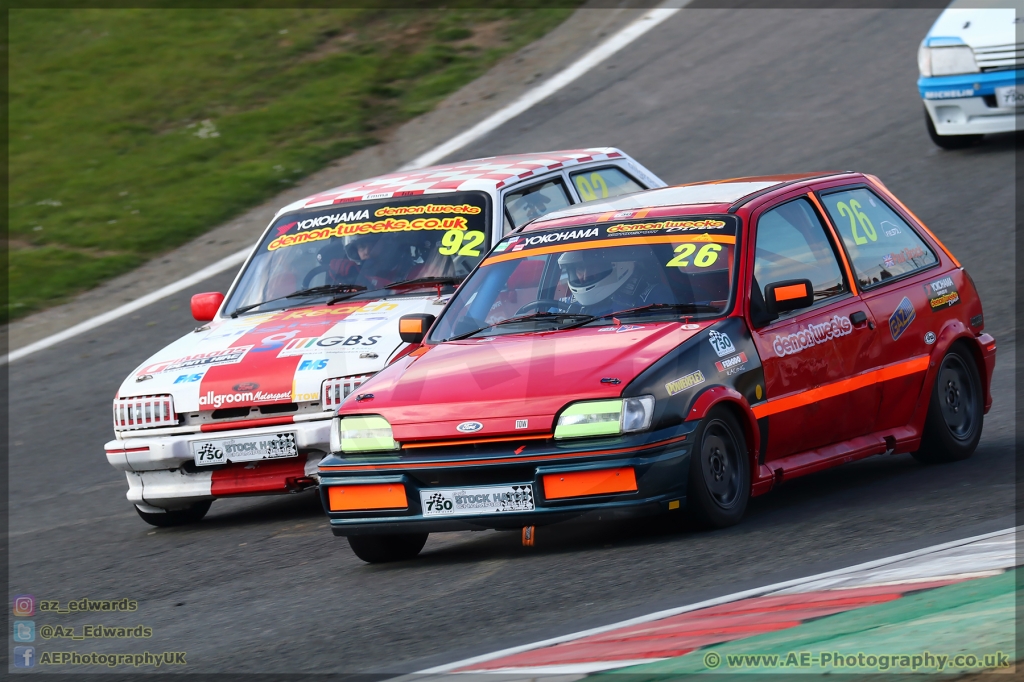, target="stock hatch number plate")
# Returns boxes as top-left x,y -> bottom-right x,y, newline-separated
191,432 -> 298,466
421,484 -> 535,516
